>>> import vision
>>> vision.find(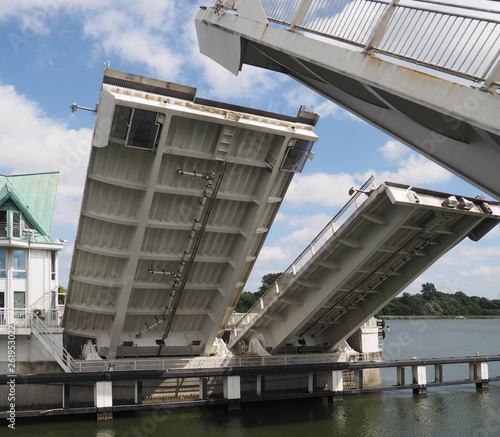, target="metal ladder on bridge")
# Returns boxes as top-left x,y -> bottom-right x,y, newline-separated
30,312 -> 75,373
